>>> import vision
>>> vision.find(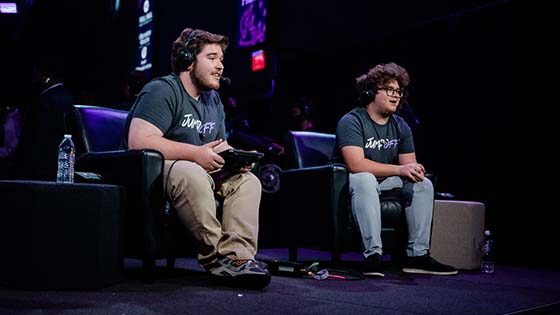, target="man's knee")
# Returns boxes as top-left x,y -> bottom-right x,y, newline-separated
350,172 -> 379,192
414,177 -> 434,194
220,171 -> 262,197
168,161 -> 213,196
242,172 -> 262,191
